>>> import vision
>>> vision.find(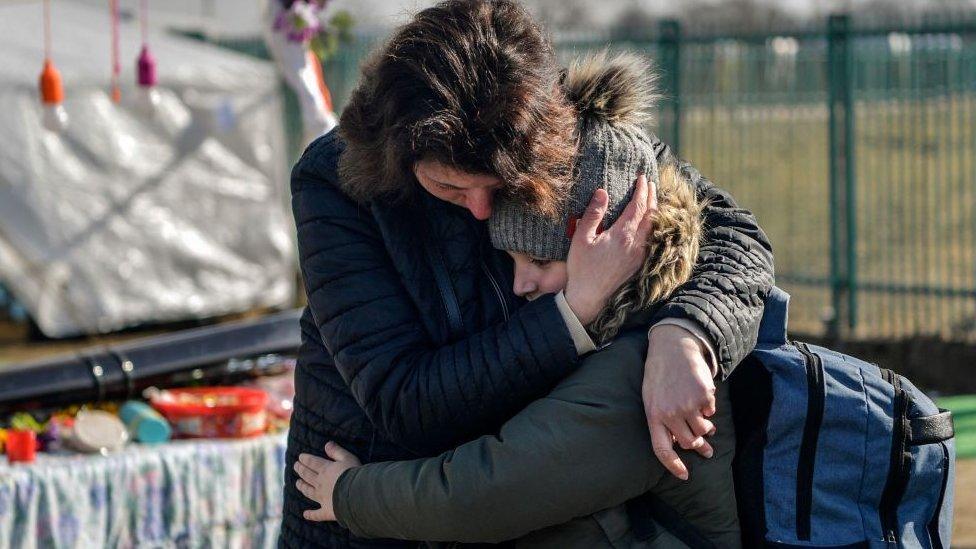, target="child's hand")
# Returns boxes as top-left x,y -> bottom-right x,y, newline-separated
294,441 -> 362,522
565,173 -> 658,324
